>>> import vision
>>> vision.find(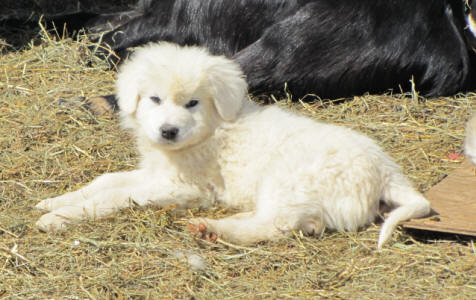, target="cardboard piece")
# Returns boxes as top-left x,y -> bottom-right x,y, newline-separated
402,159 -> 476,236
